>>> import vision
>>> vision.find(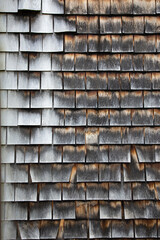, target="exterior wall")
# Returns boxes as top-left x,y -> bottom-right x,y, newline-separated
1,0 -> 160,239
